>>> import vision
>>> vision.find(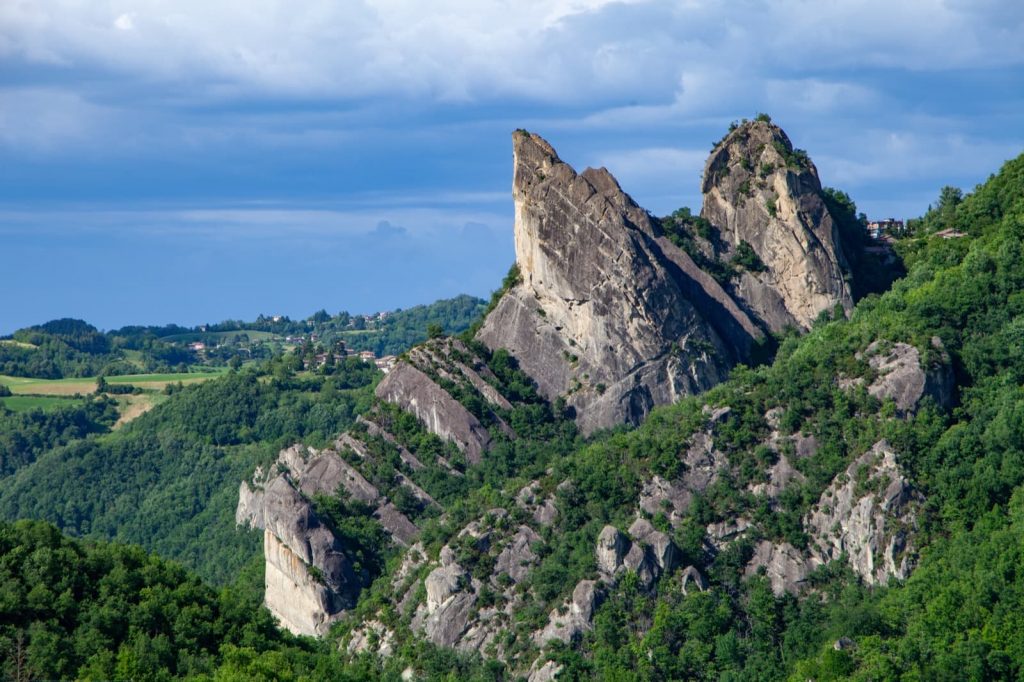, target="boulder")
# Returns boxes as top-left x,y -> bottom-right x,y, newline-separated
864,339 -> 953,415
627,517 -> 679,573
680,565 -> 709,595
596,525 -> 629,576
534,579 -> 604,645
494,525 -> 541,584
744,540 -> 819,595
